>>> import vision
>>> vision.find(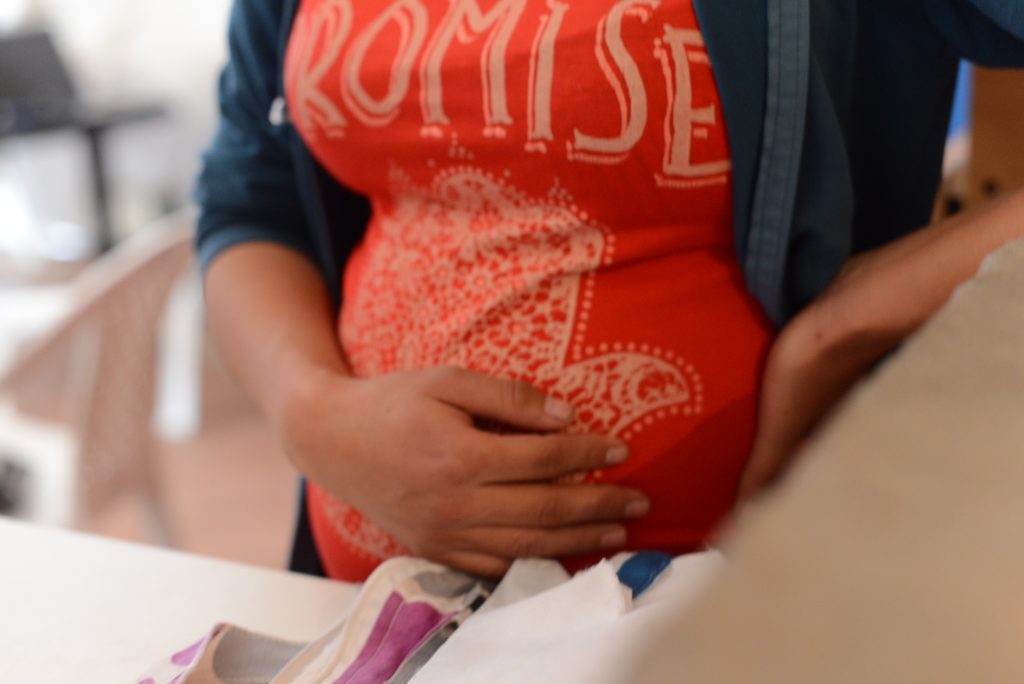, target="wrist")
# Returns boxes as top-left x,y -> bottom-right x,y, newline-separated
270,354 -> 358,436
